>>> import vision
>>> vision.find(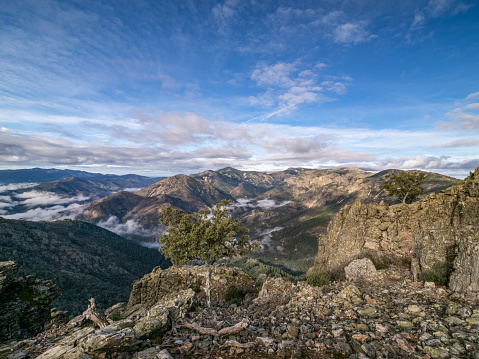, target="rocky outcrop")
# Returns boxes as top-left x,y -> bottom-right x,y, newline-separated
313,167 -> 479,293
0,261 -> 62,343
128,264 -> 253,309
